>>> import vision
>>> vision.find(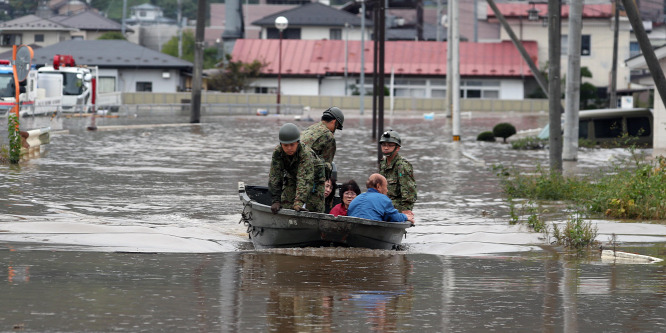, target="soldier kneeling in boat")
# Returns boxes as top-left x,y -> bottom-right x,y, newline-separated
268,123 -> 326,214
